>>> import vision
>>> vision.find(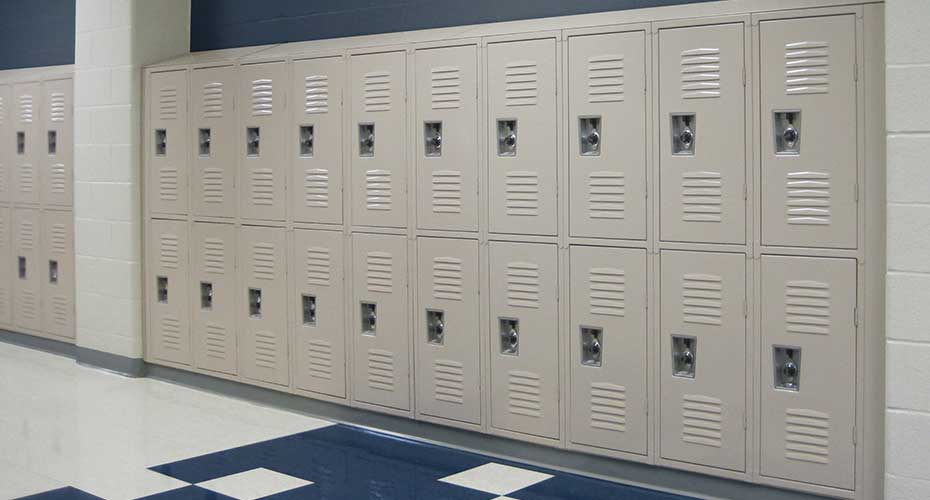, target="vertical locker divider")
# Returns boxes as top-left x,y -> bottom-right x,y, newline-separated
556,32 -> 569,450
477,38 -> 491,434
0,84 -> 10,205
